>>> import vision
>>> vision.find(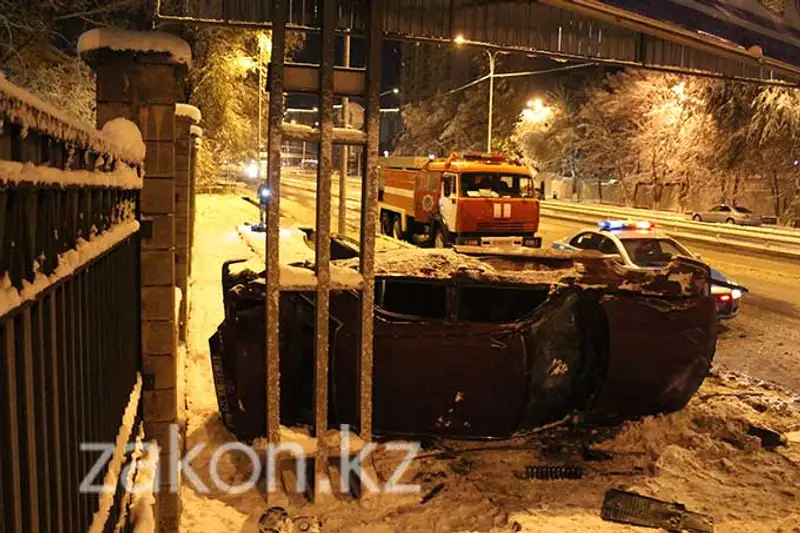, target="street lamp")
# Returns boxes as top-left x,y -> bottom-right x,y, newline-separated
380,88 -> 400,97
454,34 -> 507,152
